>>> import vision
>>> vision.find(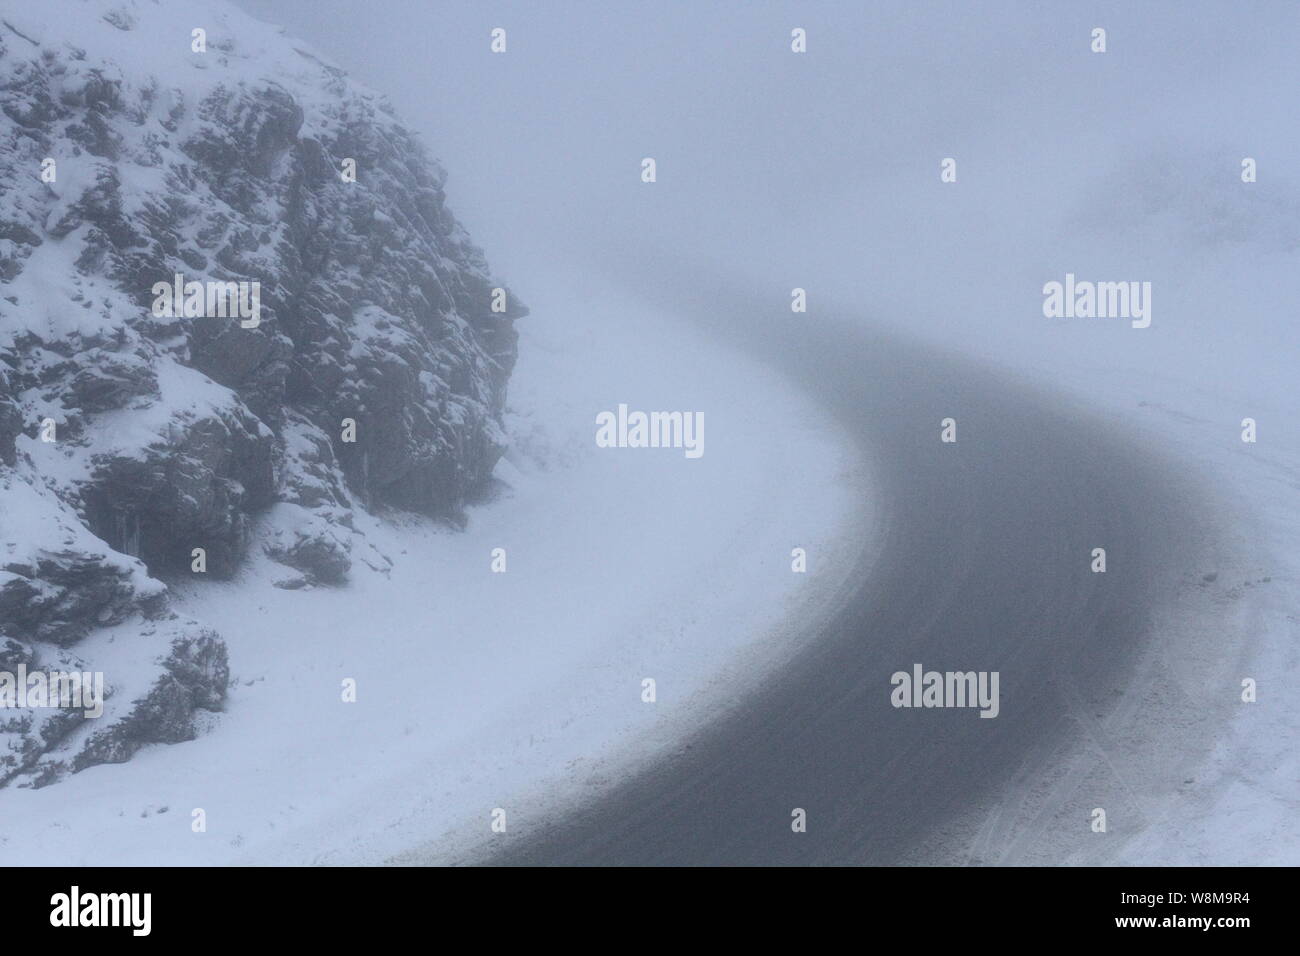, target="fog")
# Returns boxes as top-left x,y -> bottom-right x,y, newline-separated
3,0 -> 1295,868
233,0 -> 1299,419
